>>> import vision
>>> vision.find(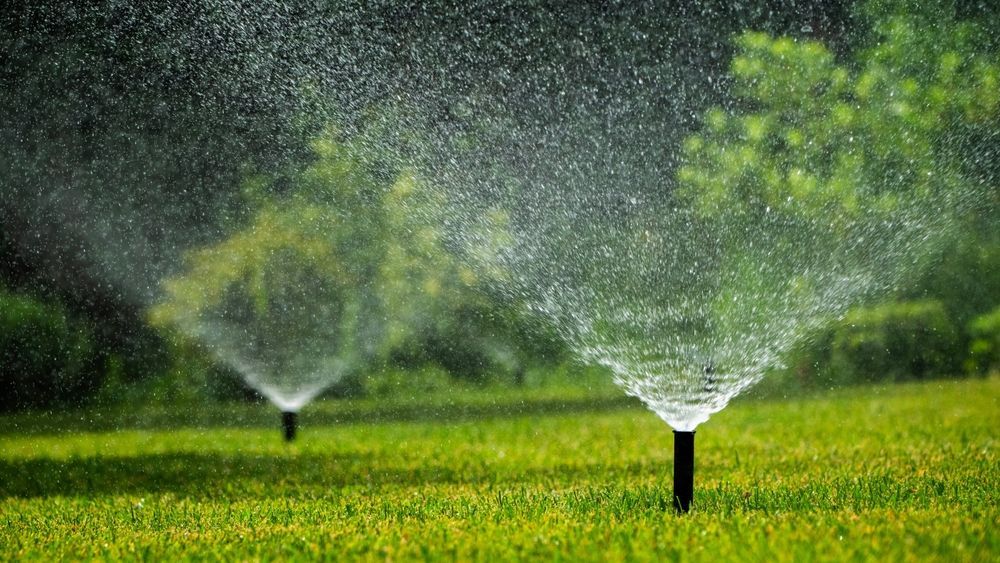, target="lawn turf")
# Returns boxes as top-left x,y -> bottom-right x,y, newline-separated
1,377 -> 997,561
